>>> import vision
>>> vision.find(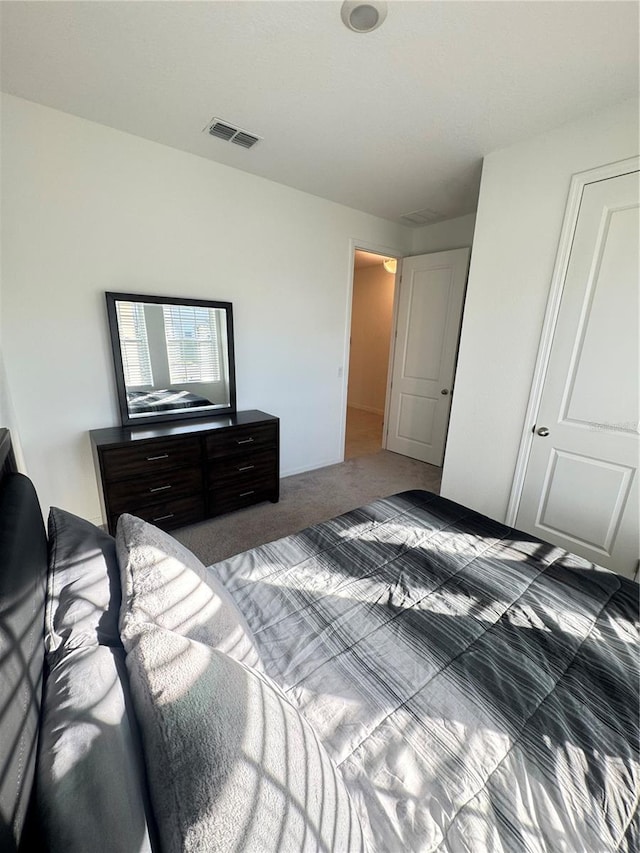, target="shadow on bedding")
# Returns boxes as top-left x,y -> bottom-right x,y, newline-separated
124,623 -> 366,853
36,645 -> 156,853
222,532 -> 639,853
